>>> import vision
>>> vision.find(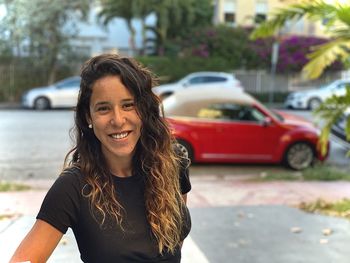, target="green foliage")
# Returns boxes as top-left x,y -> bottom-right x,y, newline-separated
0,181 -> 31,192
259,164 -> 350,181
1,0 -> 90,83
300,198 -> 350,220
313,86 -> 350,156
0,57 -> 79,102
251,0 -> 350,80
